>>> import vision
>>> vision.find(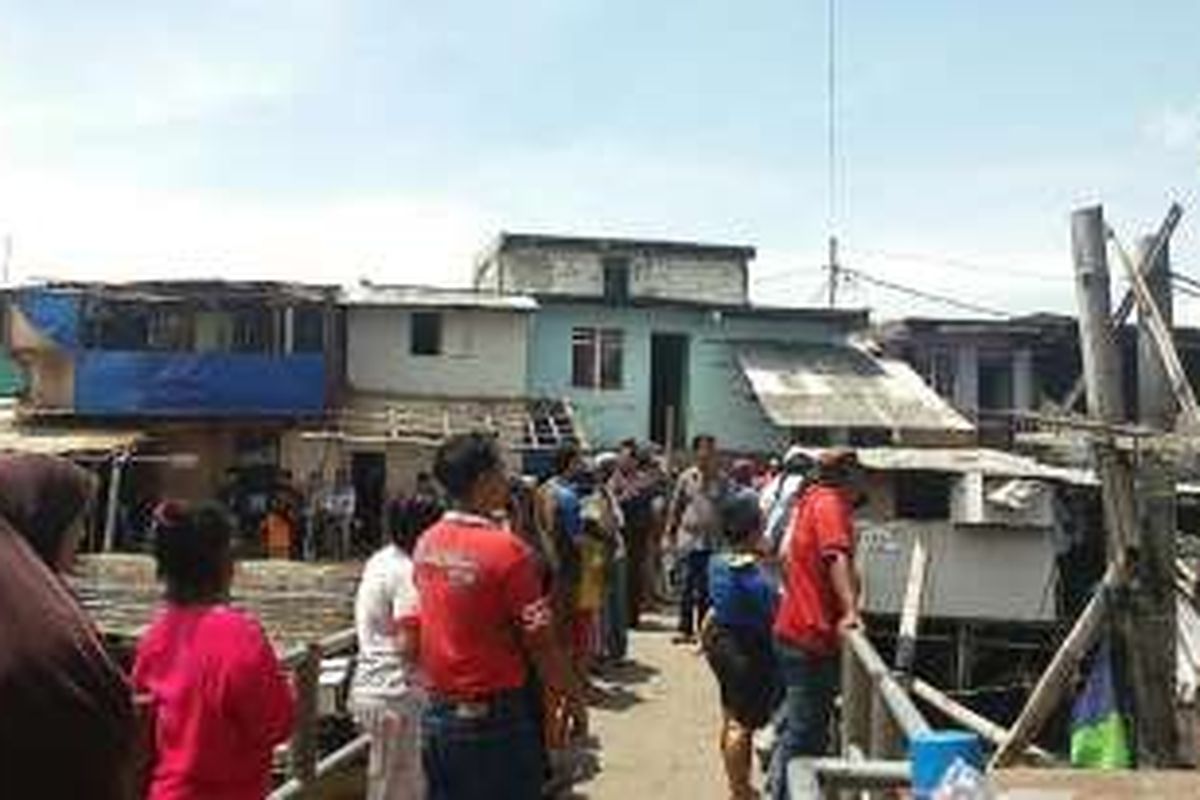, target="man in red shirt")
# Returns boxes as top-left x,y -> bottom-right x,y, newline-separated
413,432 -> 584,800
768,449 -> 863,800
